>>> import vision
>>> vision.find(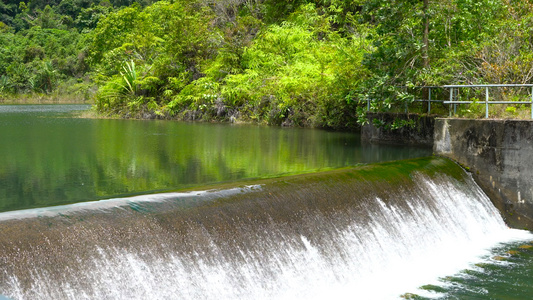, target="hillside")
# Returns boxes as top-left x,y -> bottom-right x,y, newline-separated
1,0 -> 533,128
